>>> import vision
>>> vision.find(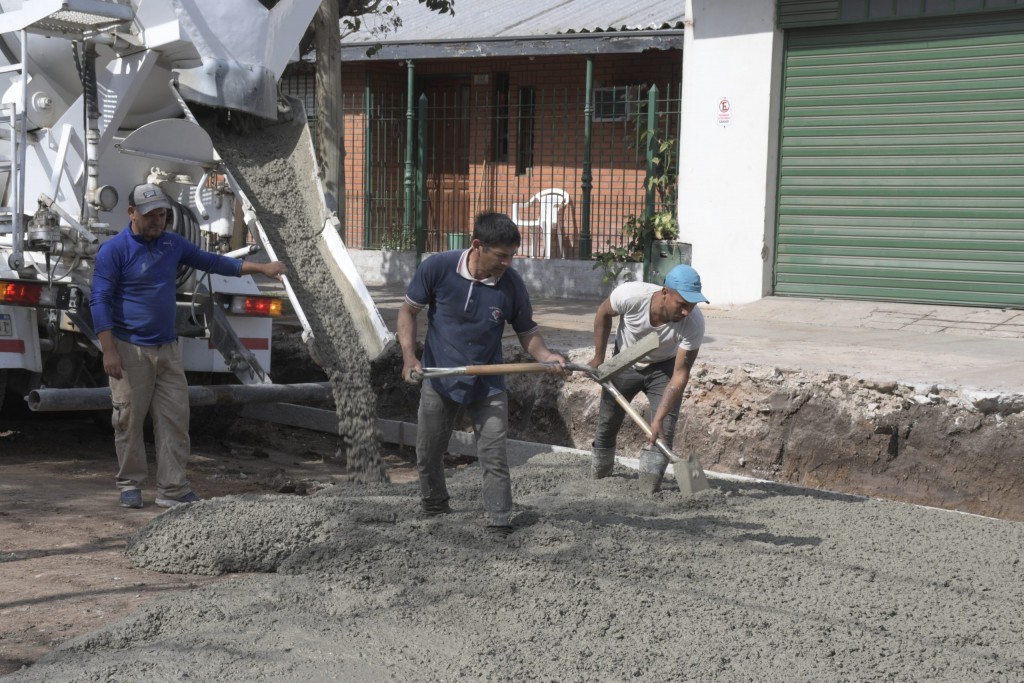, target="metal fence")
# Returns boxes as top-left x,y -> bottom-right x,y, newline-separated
281,77 -> 680,260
